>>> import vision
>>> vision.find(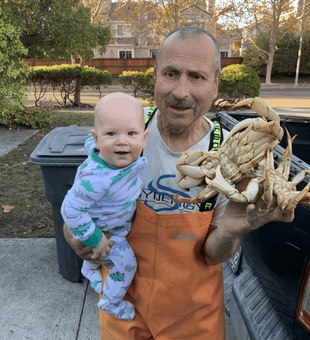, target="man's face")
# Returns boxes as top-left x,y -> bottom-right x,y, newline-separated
154,34 -> 220,130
